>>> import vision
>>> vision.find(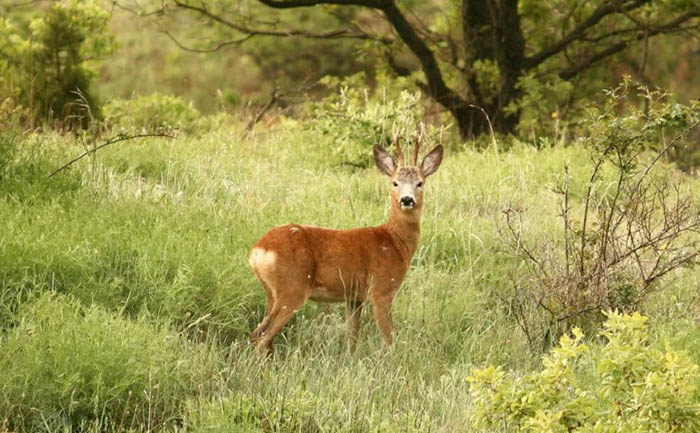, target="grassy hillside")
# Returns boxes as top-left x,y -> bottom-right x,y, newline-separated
1,122 -> 700,432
